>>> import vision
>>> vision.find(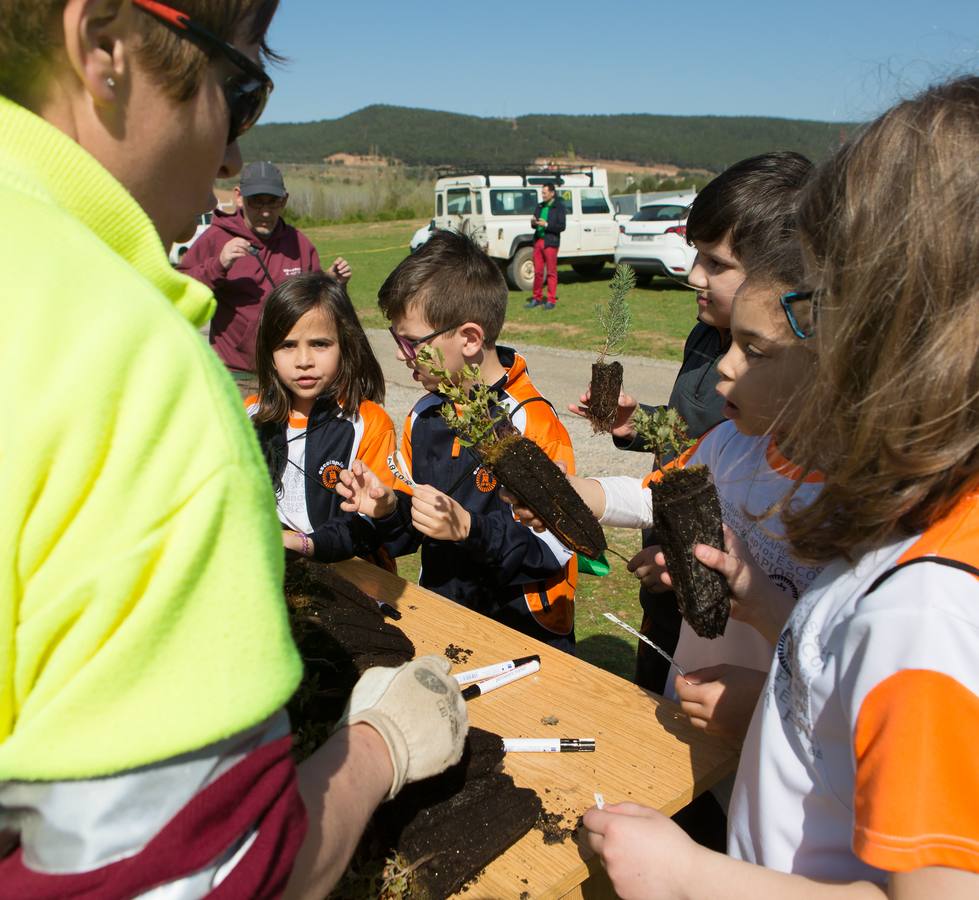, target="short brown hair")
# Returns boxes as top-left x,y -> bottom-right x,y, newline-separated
686,151 -> 813,268
377,230 -> 508,345
780,76 -> 979,563
0,0 -> 280,105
